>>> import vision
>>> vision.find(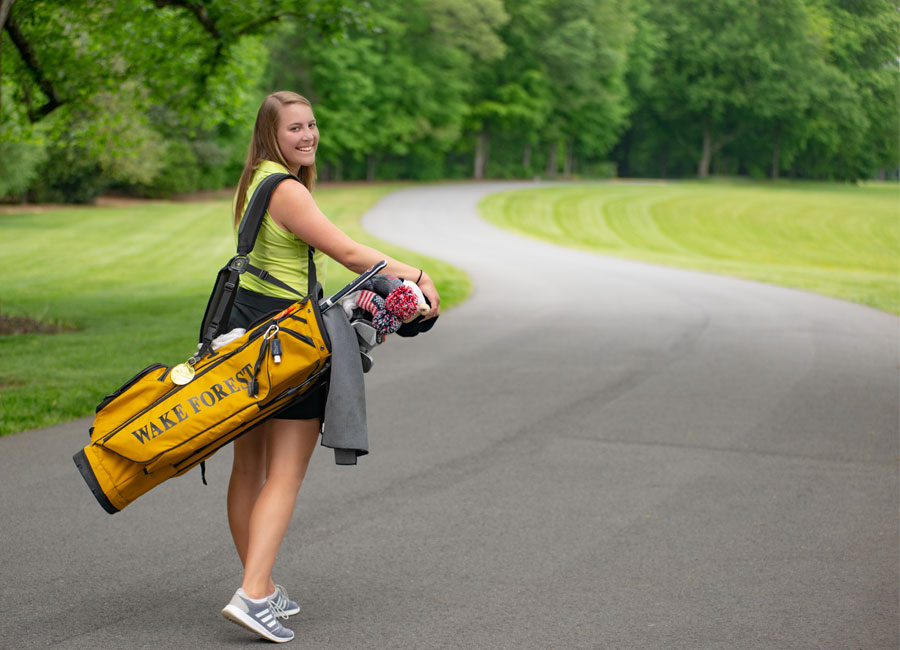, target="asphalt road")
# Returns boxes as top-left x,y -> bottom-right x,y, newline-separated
1,182 -> 897,649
